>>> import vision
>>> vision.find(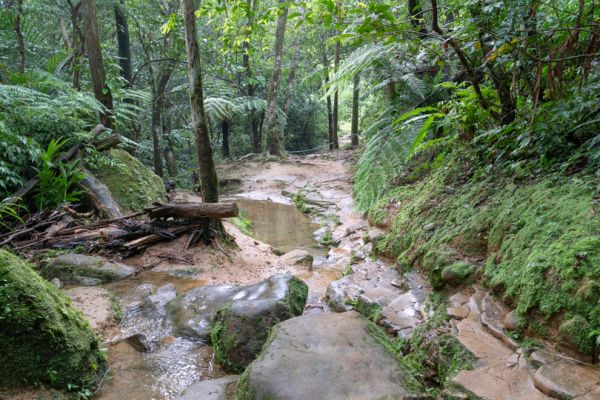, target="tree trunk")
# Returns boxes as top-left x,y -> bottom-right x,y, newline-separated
243,0 -> 261,153
163,93 -> 178,177
350,74 -> 360,148
150,65 -> 174,178
146,203 -> 239,220
332,38 -> 340,150
284,36 -> 301,116
322,51 -> 334,150
221,119 -> 231,158
14,0 -> 25,74
265,0 -> 289,156
82,0 -> 114,129
182,0 -> 220,204
114,0 -> 133,85
408,0 -> 427,37
68,0 -> 84,90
